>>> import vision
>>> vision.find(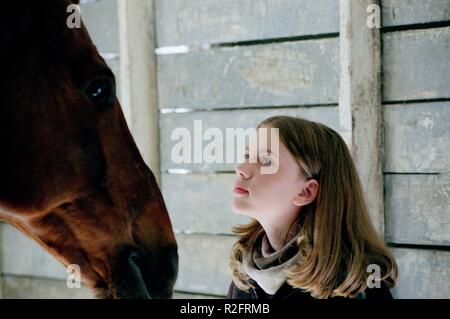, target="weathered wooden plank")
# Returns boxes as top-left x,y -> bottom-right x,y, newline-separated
157,38 -> 339,109
175,234 -> 235,296
384,102 -> 450,173
159,106 -> 340,172
162,173 -> 250,234
1,275 -> 92,299
339,0 -> 384,234
155,0 -> 339,47
382,0 -> 450,27
385,174 -> 450,246
118,0 -> 161,181
391,248 -> 450,298
1,224 -> 67,280
80,0 -> 119,53
382,27 -> 450,102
